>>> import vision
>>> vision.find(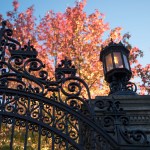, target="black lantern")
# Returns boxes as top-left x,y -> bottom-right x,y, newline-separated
100,41 -> 137,95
